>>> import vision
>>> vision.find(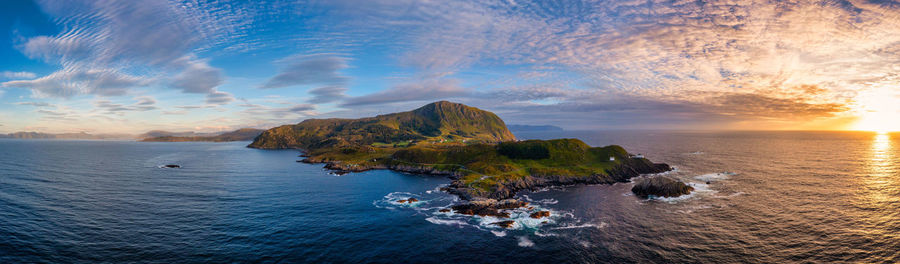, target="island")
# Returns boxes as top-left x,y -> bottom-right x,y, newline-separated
249,101 -> 678,221
141,128 -> 265,142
